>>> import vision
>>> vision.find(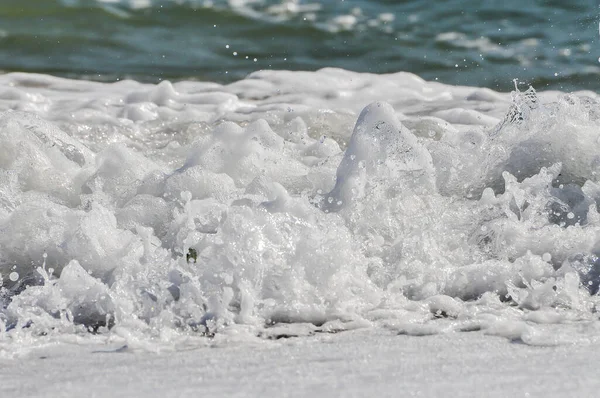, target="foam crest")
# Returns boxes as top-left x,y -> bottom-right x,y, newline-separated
325,101 -> 434,212
1,70 -> 600,350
